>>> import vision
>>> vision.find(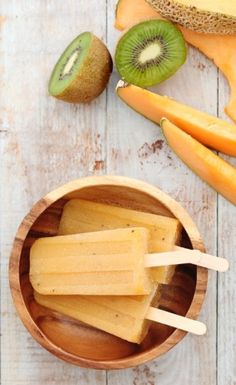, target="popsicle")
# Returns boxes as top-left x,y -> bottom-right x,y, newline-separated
58,199 -> 182,283
34,286 -> 206,343
30,227 -> 228,296
30,227 -> 154,296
